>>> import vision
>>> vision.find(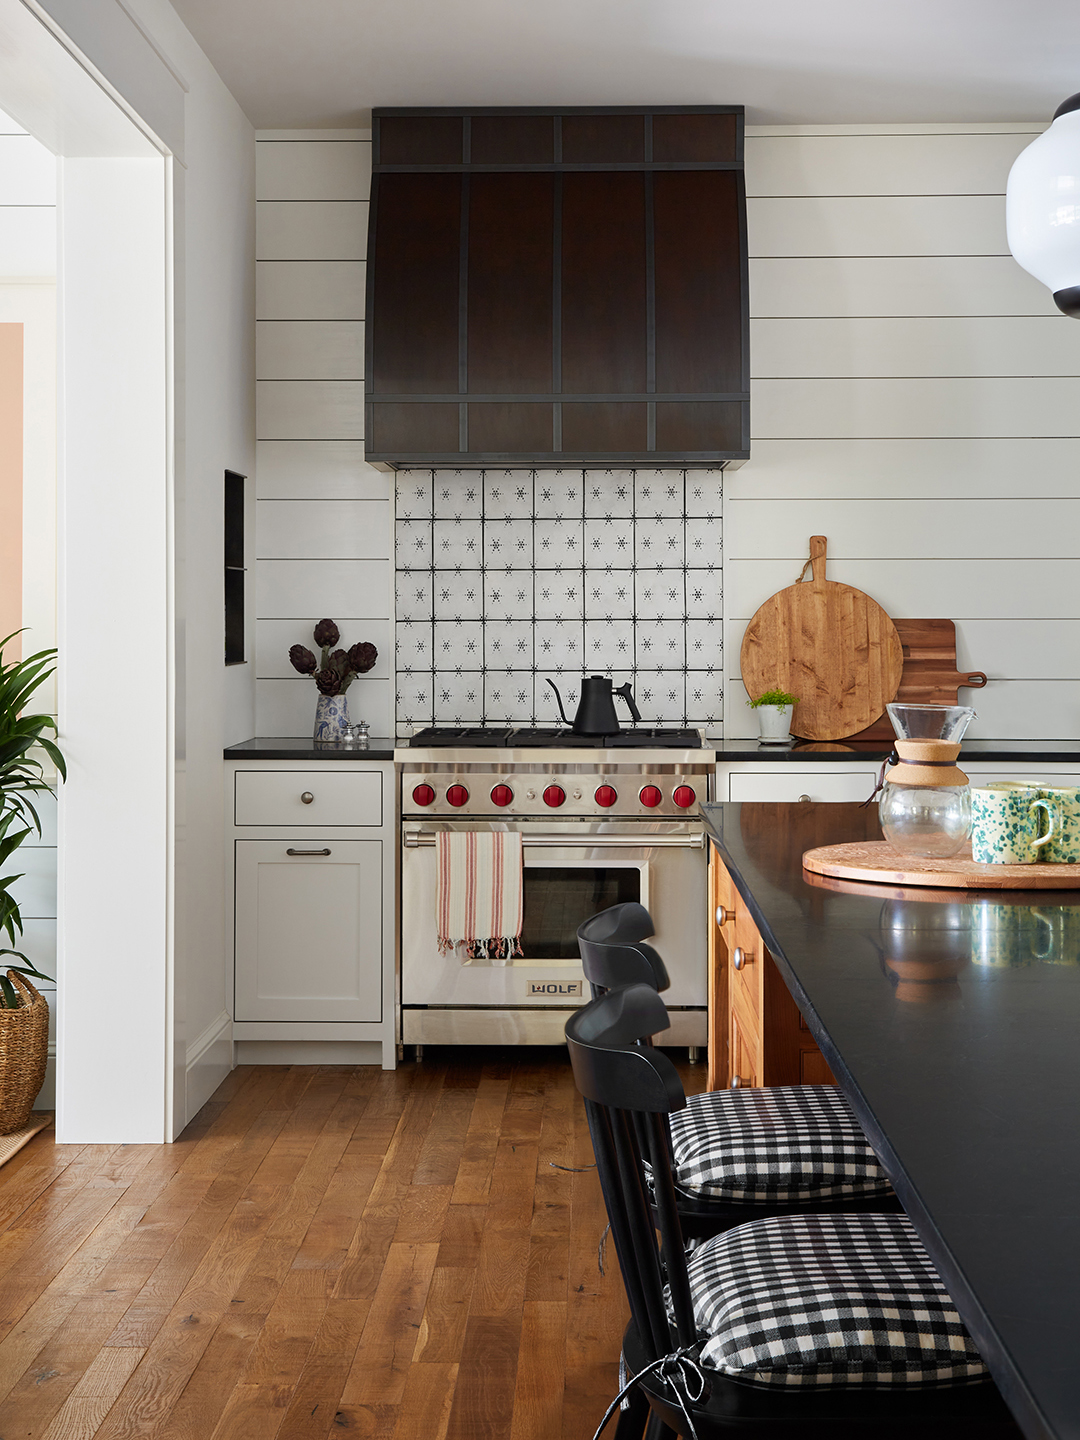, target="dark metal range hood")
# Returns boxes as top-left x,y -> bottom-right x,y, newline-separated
364,106 -> 749,471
